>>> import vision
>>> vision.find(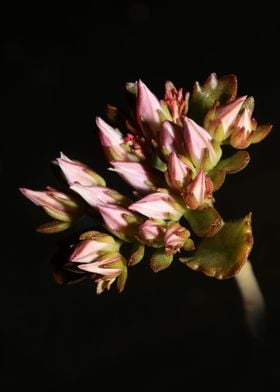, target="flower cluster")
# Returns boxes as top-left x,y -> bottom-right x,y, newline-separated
20,73 -> 272,294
